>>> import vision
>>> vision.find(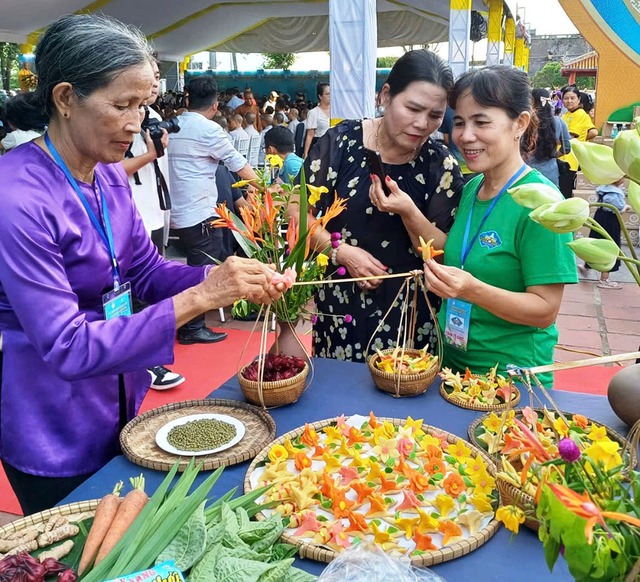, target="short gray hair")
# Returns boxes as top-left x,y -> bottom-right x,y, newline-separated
33,14 -> 153,119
